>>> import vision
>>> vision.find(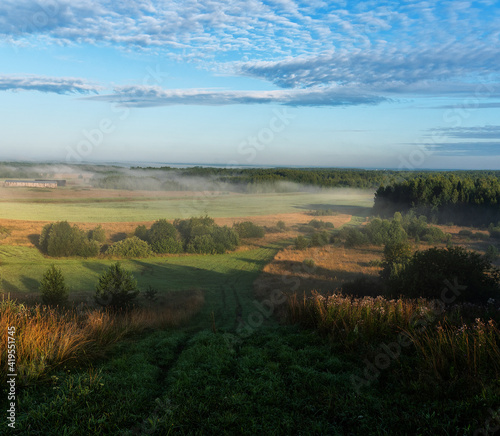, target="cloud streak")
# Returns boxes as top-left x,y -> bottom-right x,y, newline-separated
0,75 -> 102,94
419,125 -> 500,156
84,85 -> 387,107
